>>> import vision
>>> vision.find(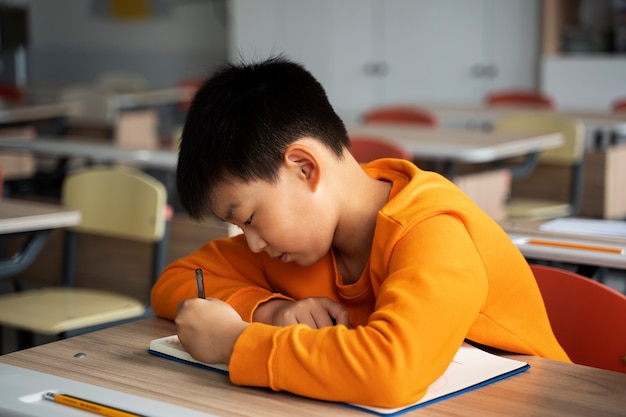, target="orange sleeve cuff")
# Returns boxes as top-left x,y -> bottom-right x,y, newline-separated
229,322 -> 279,388
227,289 -> 293,322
